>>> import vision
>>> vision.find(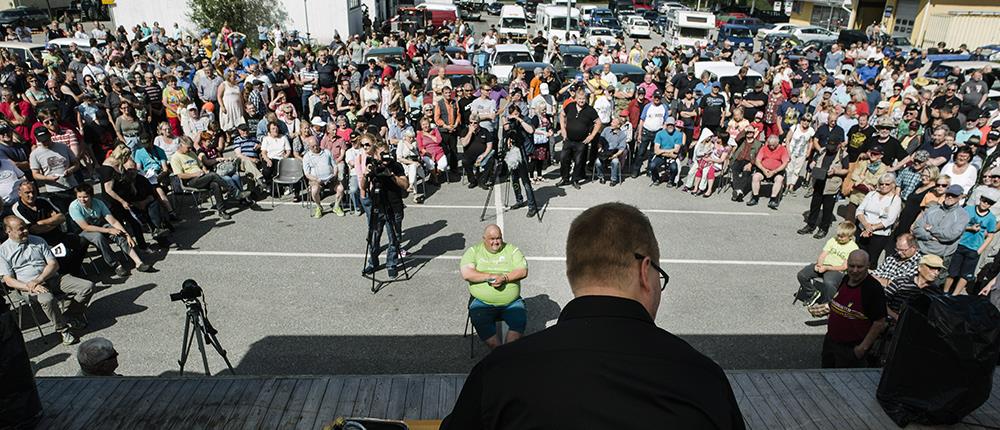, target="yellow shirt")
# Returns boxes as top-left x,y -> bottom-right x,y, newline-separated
822,238 -> 858,267
169,151 -> 204,176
